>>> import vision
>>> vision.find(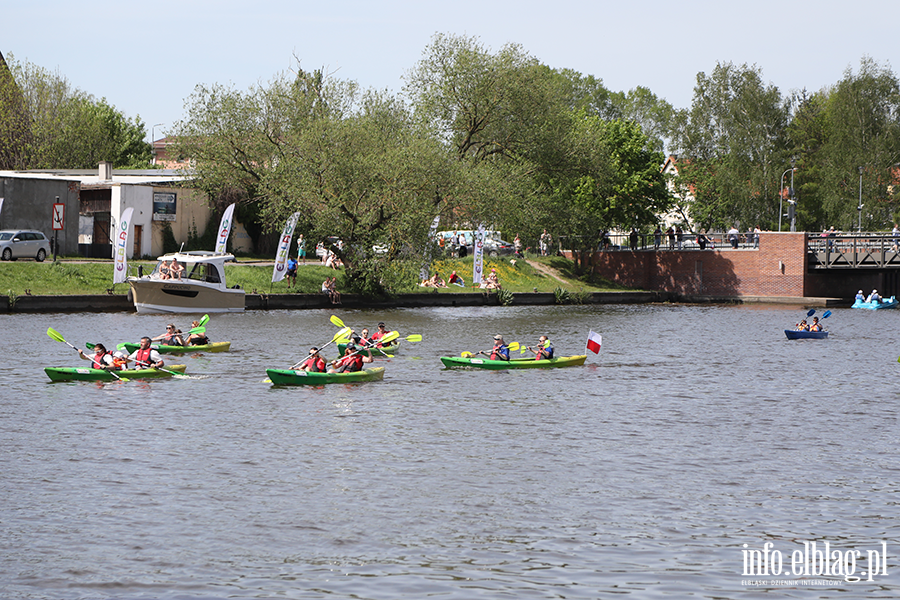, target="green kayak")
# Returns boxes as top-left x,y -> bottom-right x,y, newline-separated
45,365 -> 187,382
336,342 -> 397,357
118,341 -> 231,354
266,366 -> 385,386
440,355 -> 587,370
